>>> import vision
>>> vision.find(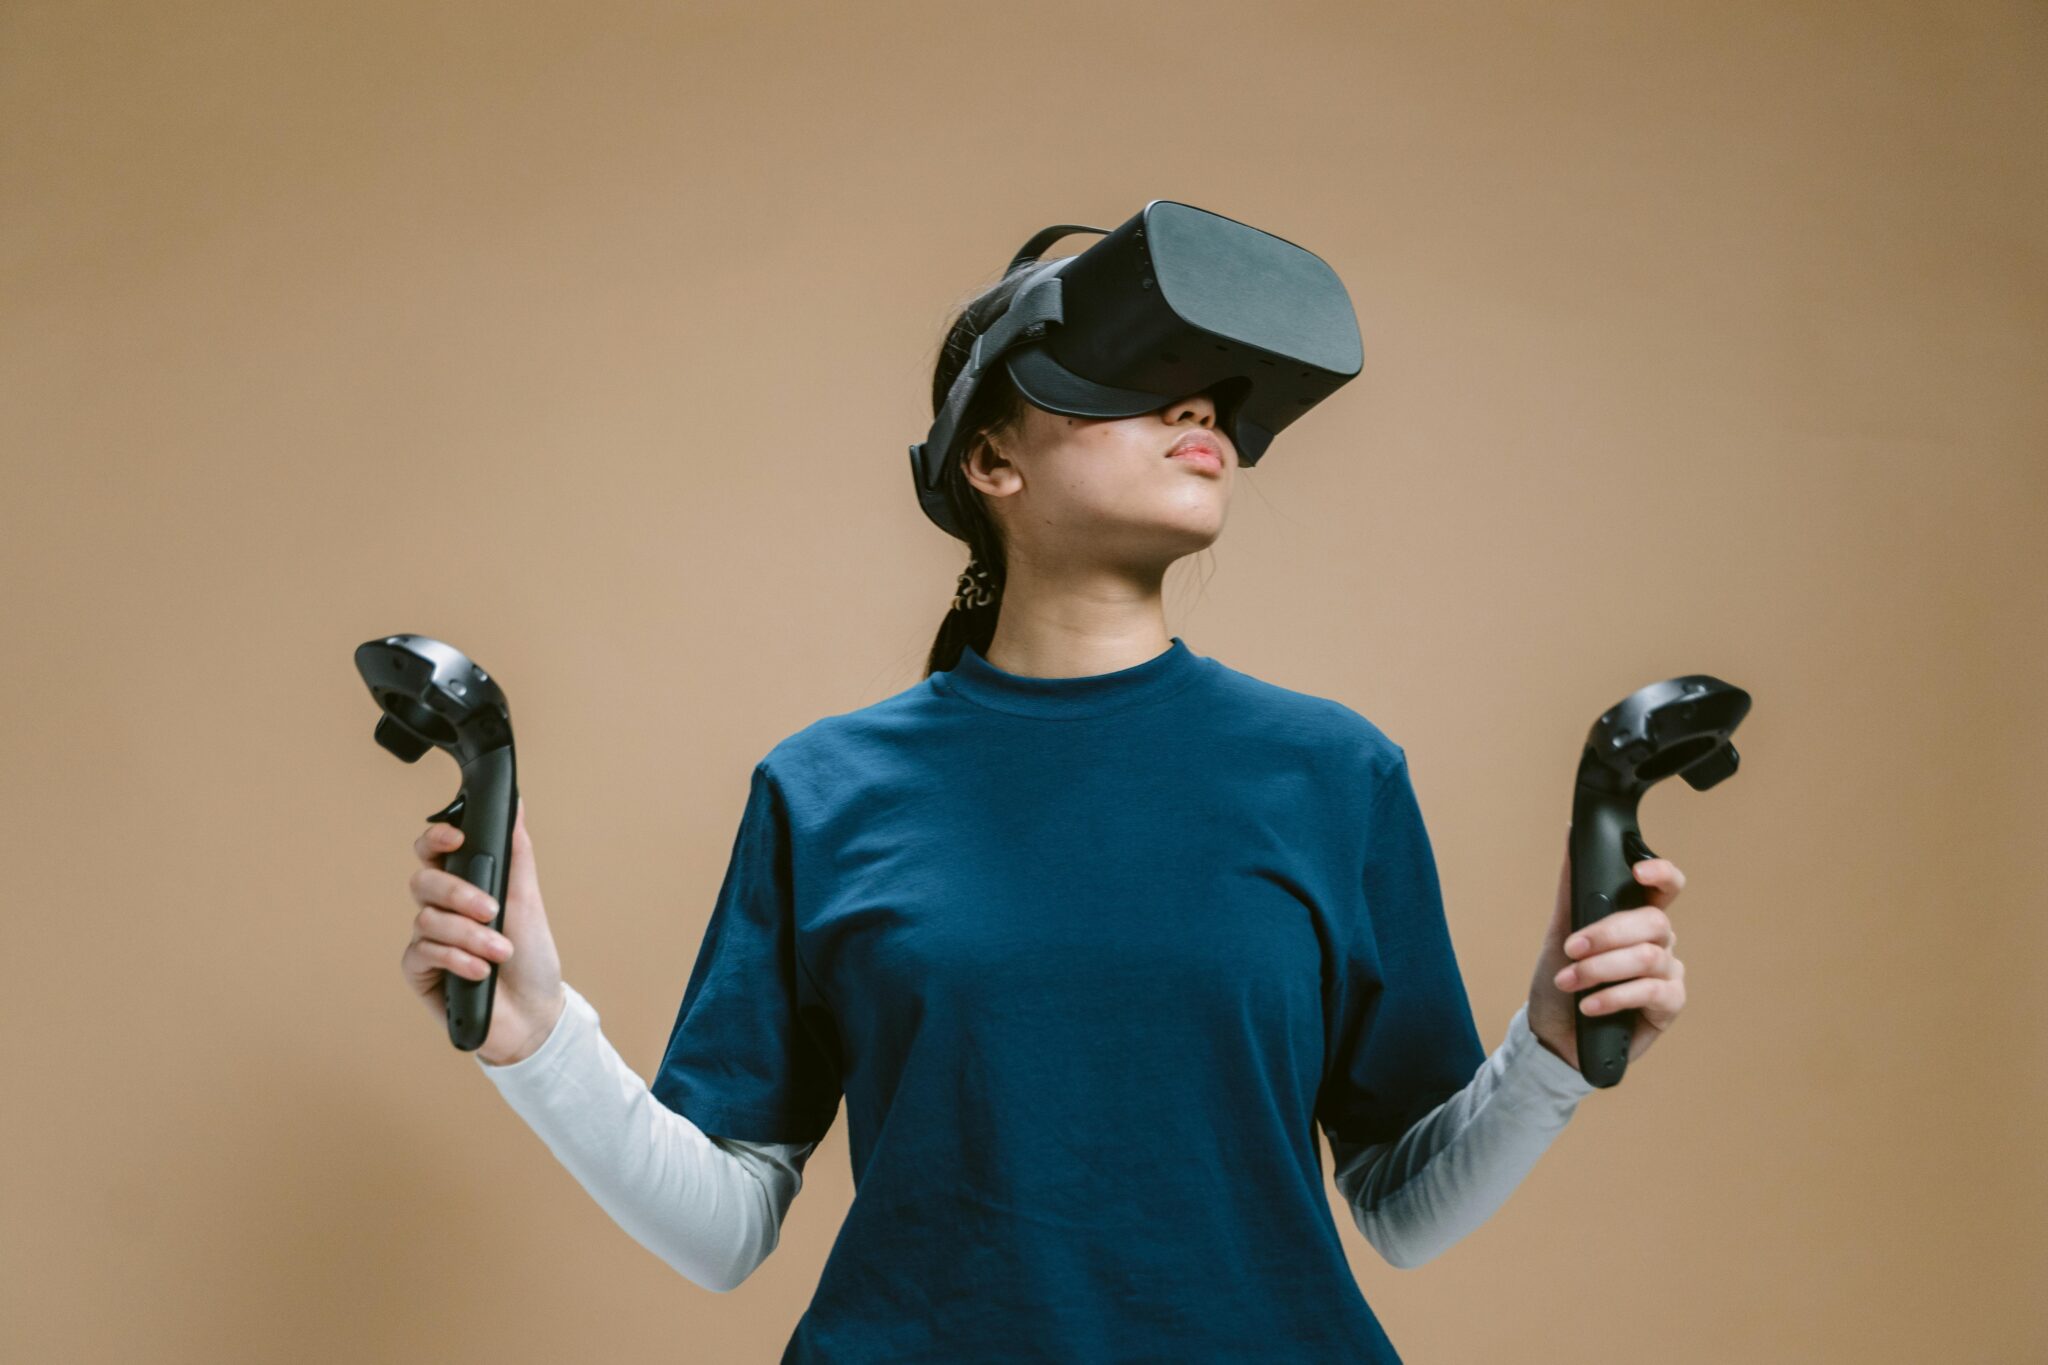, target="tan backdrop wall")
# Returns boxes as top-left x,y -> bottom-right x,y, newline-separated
5,2 -> 2042,1361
